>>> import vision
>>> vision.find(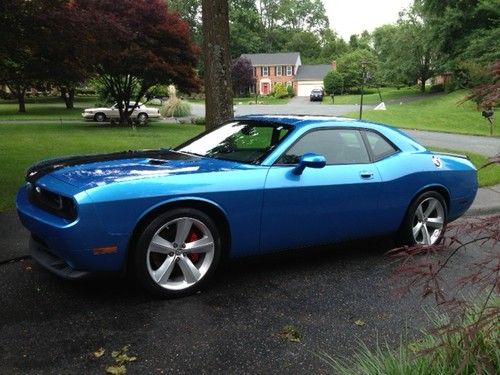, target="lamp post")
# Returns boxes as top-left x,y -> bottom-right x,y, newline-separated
359,60 -> 367,120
